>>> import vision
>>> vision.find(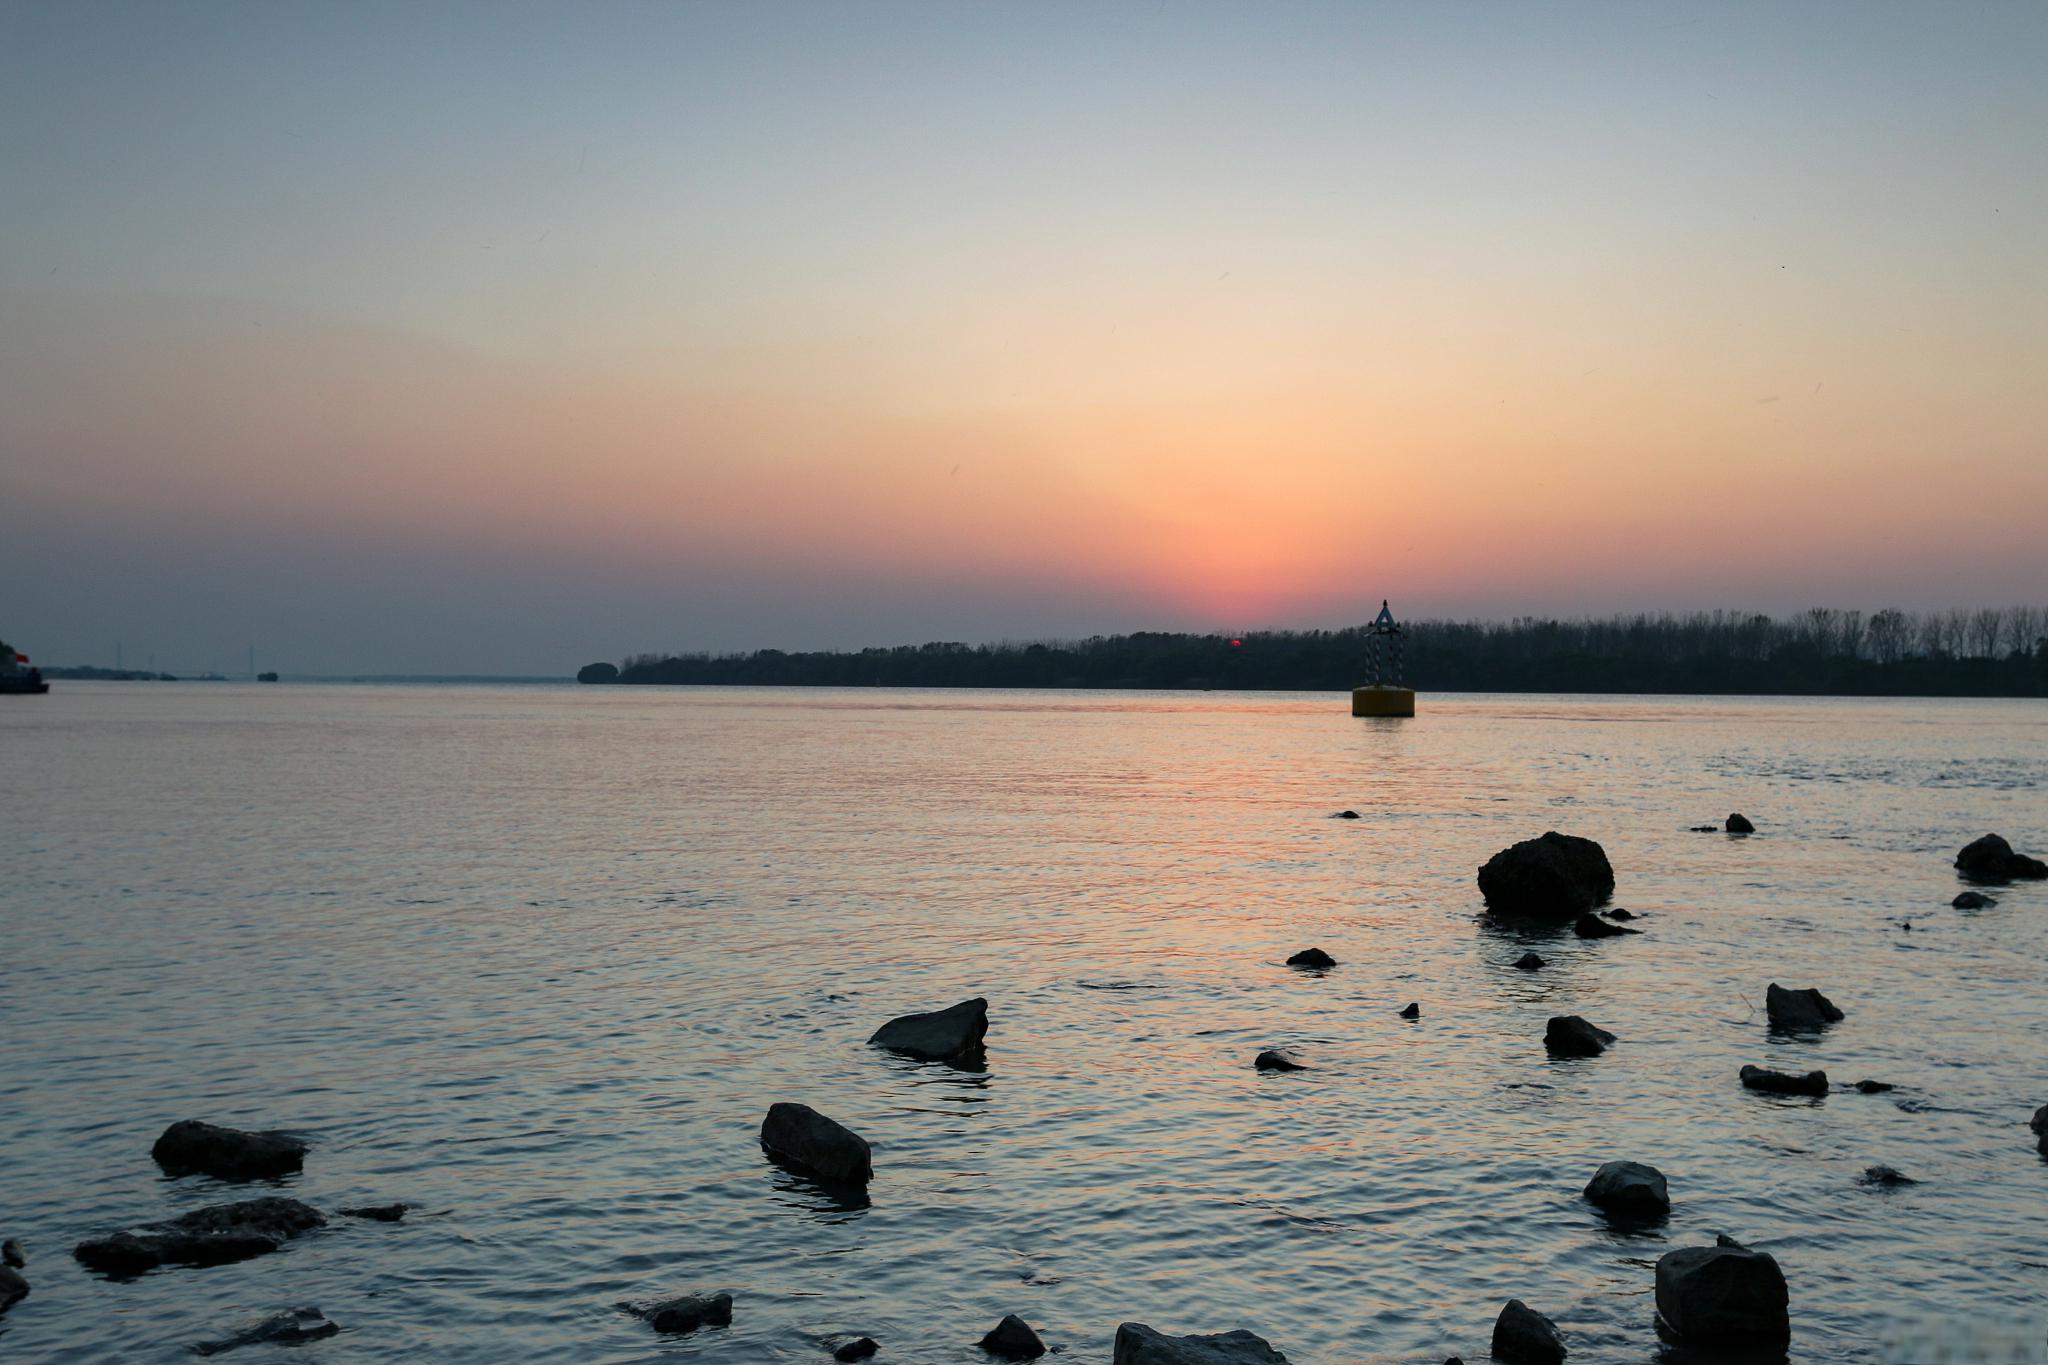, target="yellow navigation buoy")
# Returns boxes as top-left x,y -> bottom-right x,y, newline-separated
1352,600 -> 1416,717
